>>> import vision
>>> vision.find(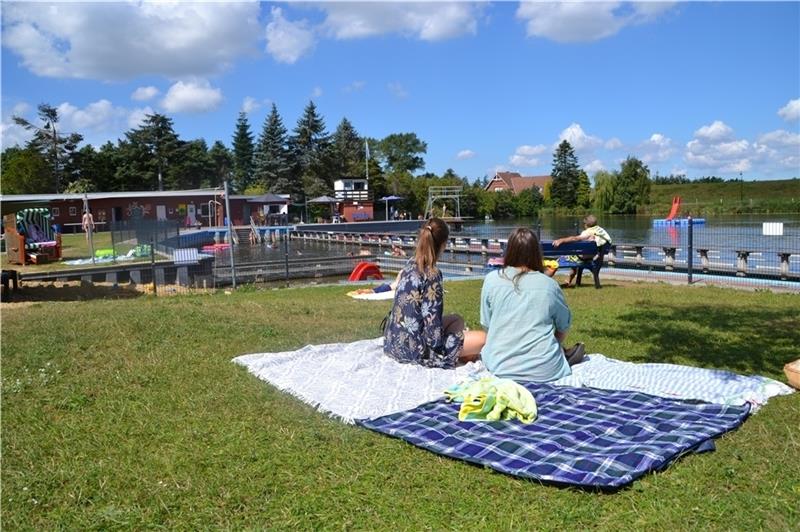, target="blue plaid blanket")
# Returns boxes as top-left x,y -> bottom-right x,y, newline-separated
358,383 -> 750,488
